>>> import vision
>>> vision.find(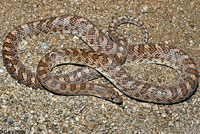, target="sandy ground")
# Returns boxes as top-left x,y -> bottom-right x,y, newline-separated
0,0 -> 199,133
